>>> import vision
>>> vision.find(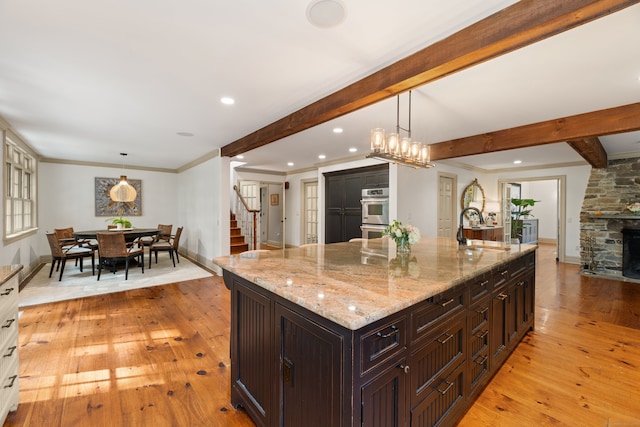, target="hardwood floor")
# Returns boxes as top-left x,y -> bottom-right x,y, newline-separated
4,244 -> 640,426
